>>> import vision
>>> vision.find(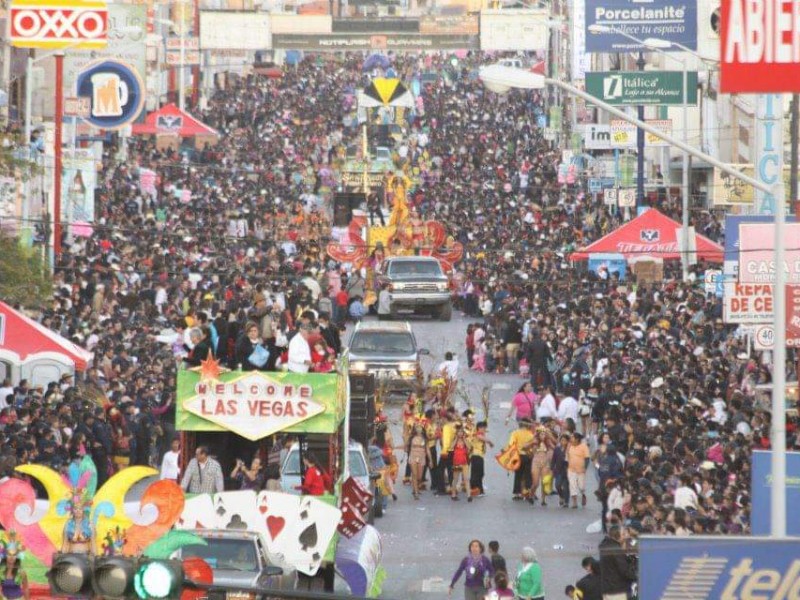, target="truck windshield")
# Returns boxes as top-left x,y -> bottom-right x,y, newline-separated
388,261 -> 442,276
350,332 -> 415,354
183,538 -> 259,572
